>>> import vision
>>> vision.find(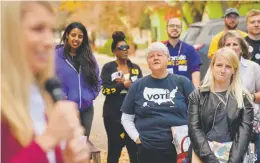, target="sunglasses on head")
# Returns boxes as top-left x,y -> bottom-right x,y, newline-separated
117,45 -> 129,51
